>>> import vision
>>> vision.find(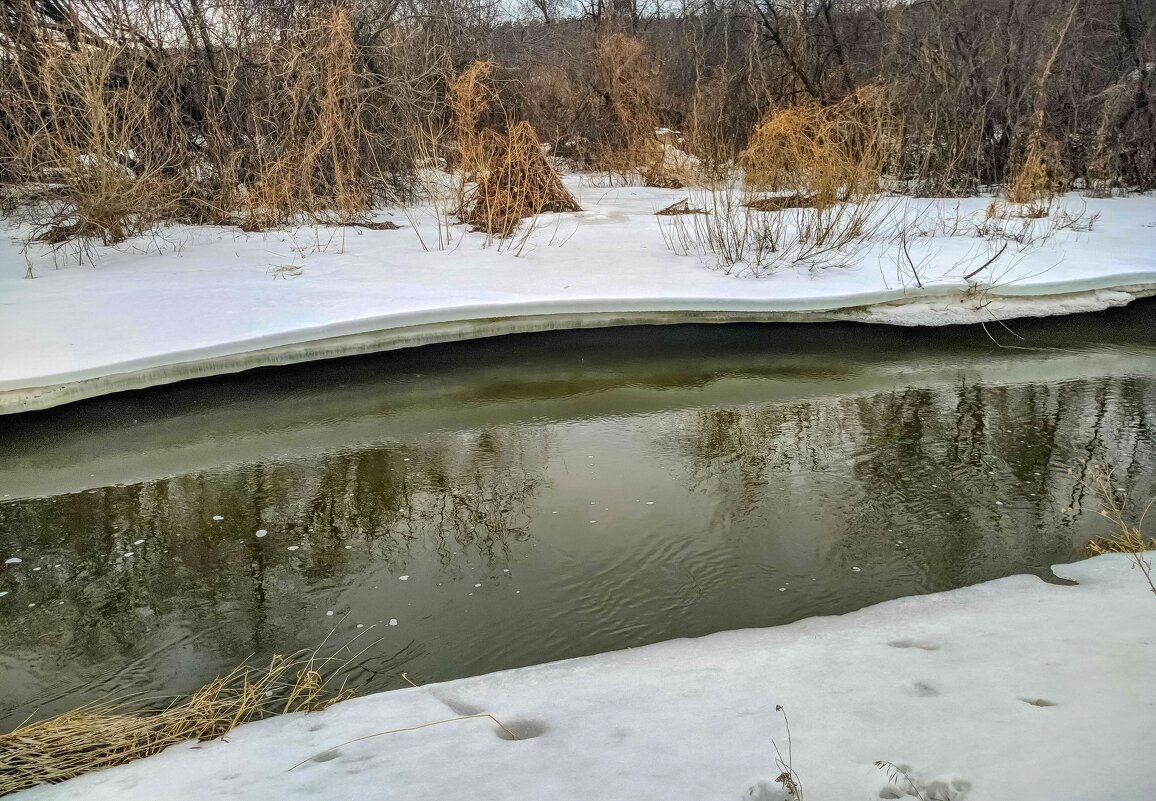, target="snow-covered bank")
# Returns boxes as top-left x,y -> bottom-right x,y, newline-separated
3,182 -> 1156,414
12,552 -> 1154,801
